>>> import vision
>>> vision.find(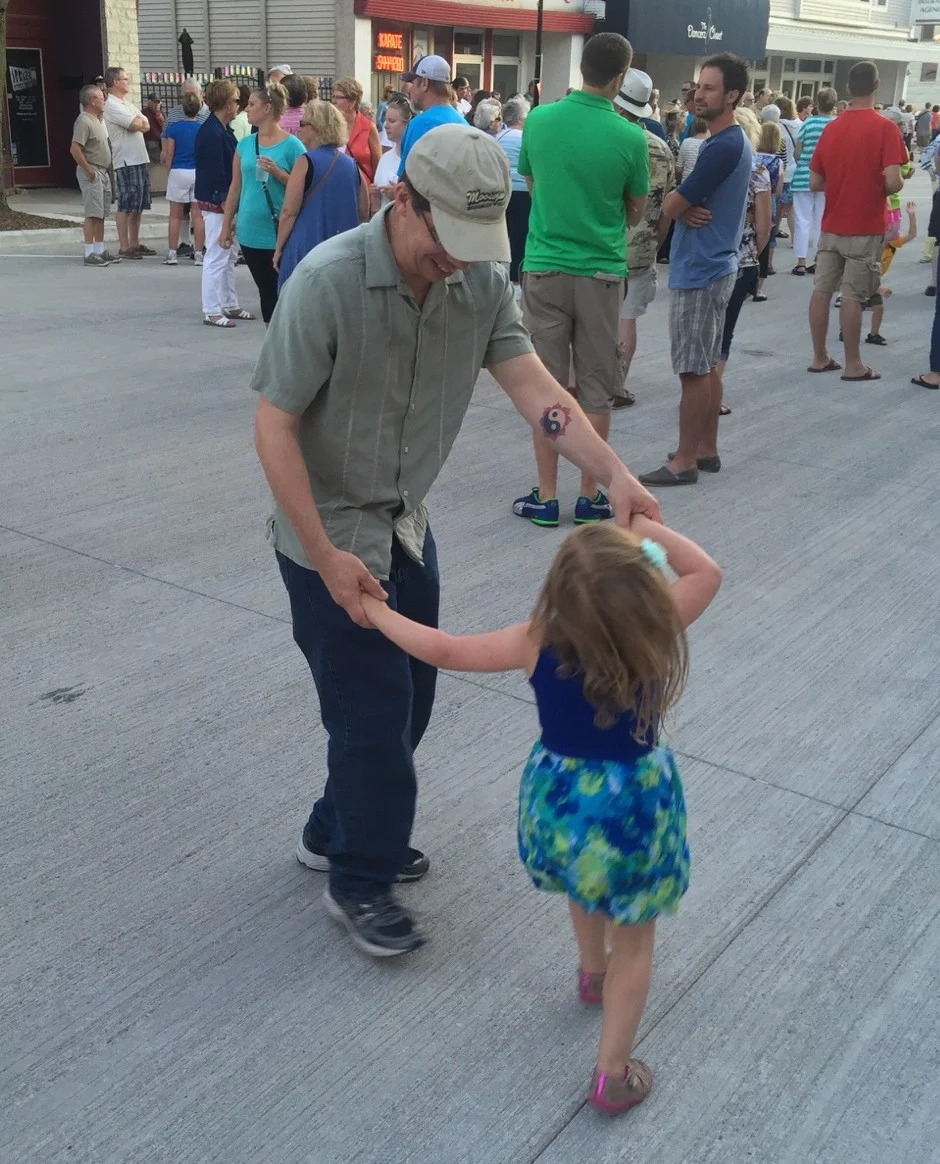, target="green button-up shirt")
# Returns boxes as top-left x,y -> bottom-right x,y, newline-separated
250,204 -> 533,579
